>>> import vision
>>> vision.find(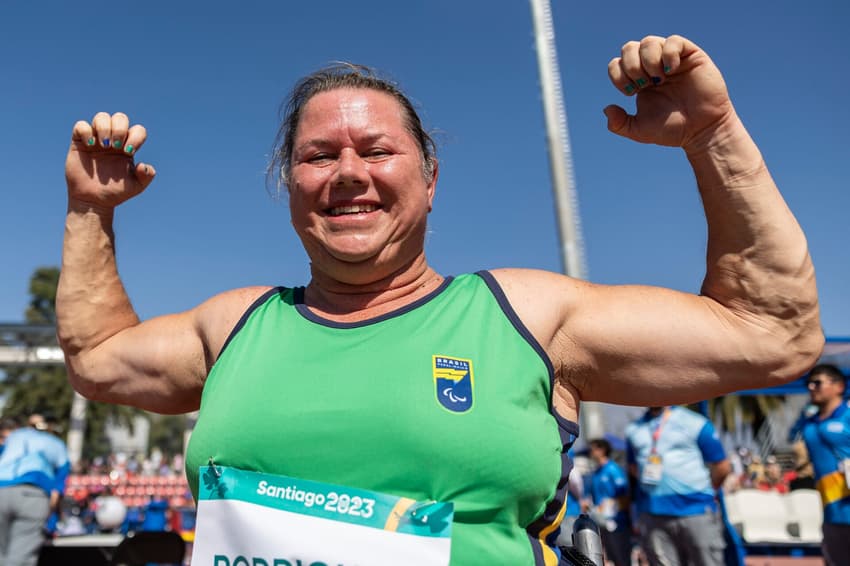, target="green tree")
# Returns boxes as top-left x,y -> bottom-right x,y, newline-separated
148,414 -> 187,458
0,266 -> 141,461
